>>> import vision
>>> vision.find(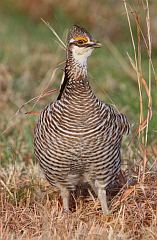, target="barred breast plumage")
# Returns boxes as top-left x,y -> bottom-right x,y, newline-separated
34,25 -> 130,214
